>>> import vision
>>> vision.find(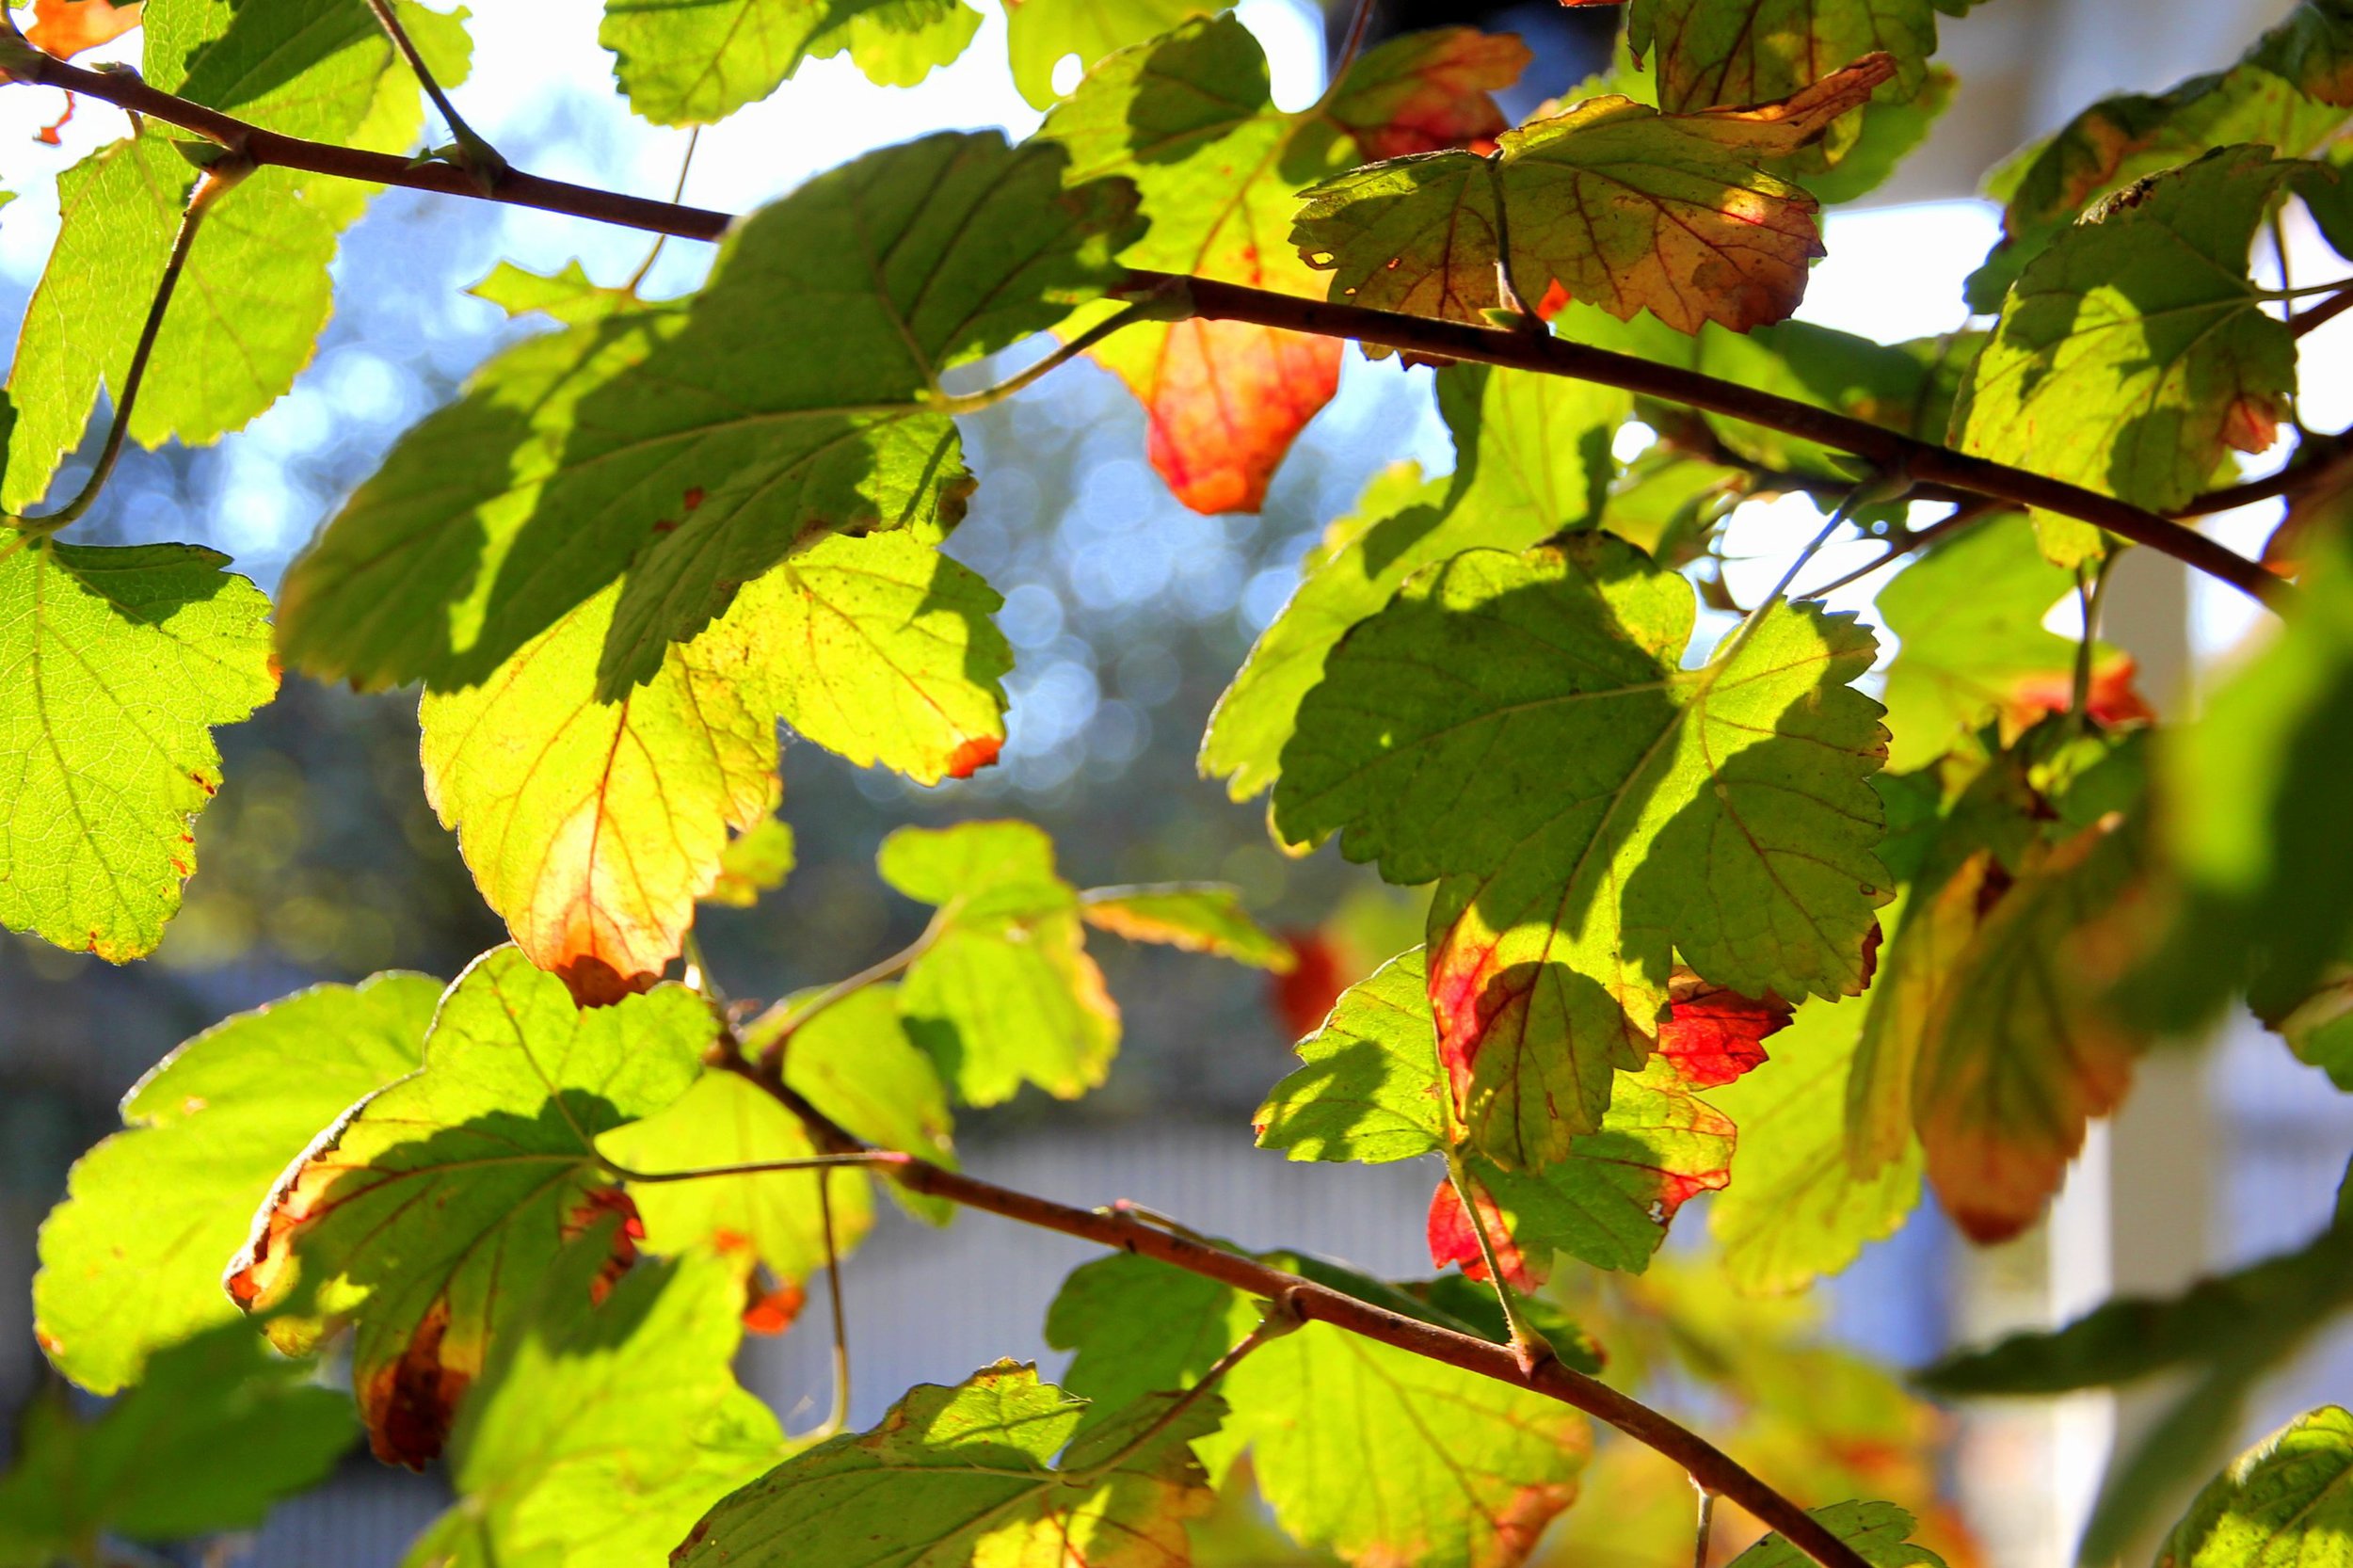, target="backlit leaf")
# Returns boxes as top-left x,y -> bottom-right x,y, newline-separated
1273,535 -> 1888,1164
880,821 -> 1120,1105
706,816 -> 796,907
780,982 -> 962,1224
603,0 -> 983,126
33,973 -> 439,1395
1725,1501 -> 1947,1568
1046,1252 -> 1589,1568
1001,0 -> 1219,109
1043,18 -> 1521,514
469,258 -> 638,326
2158,1409 -> 2353,1568
0,542 -> 276,960
1954,148 -> 2302,562
408,1240 -> 788,1568
1707,992 -> 1921,1296
1079,883 -> 1291,968
1290,56 -> 1894,339
1256,950 -> 1448,1163
23,0 -> 141,58
675,1361 -> 1220,1568
226,948 -> 709,1466
276,132 -> 1137,698
0,1325 -> 352,1559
